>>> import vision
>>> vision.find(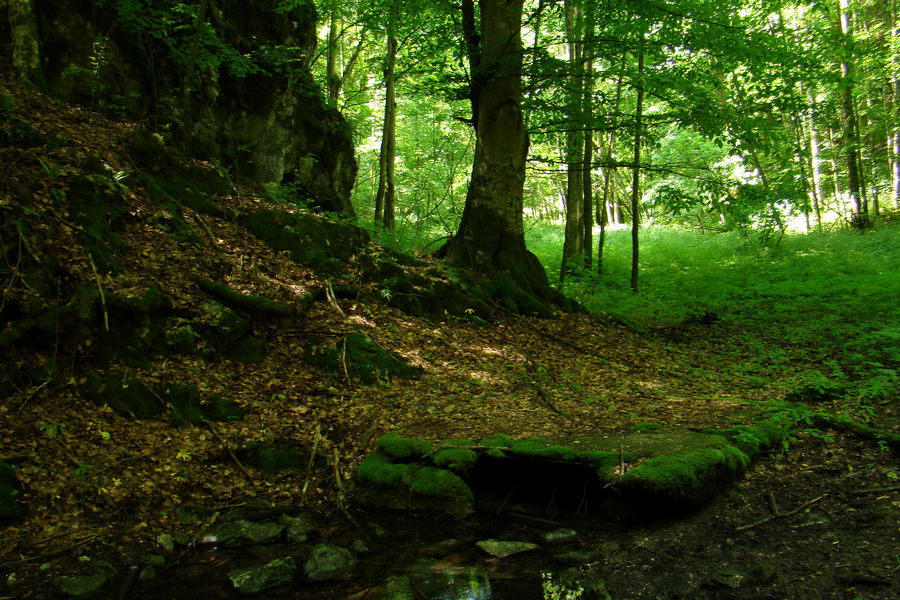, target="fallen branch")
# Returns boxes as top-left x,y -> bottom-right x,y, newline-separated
205,422 -> 252,483
853,485 -> 900,495
301,424 -> 322,504
736,493 -> 827,531
88,254 -> 109,332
